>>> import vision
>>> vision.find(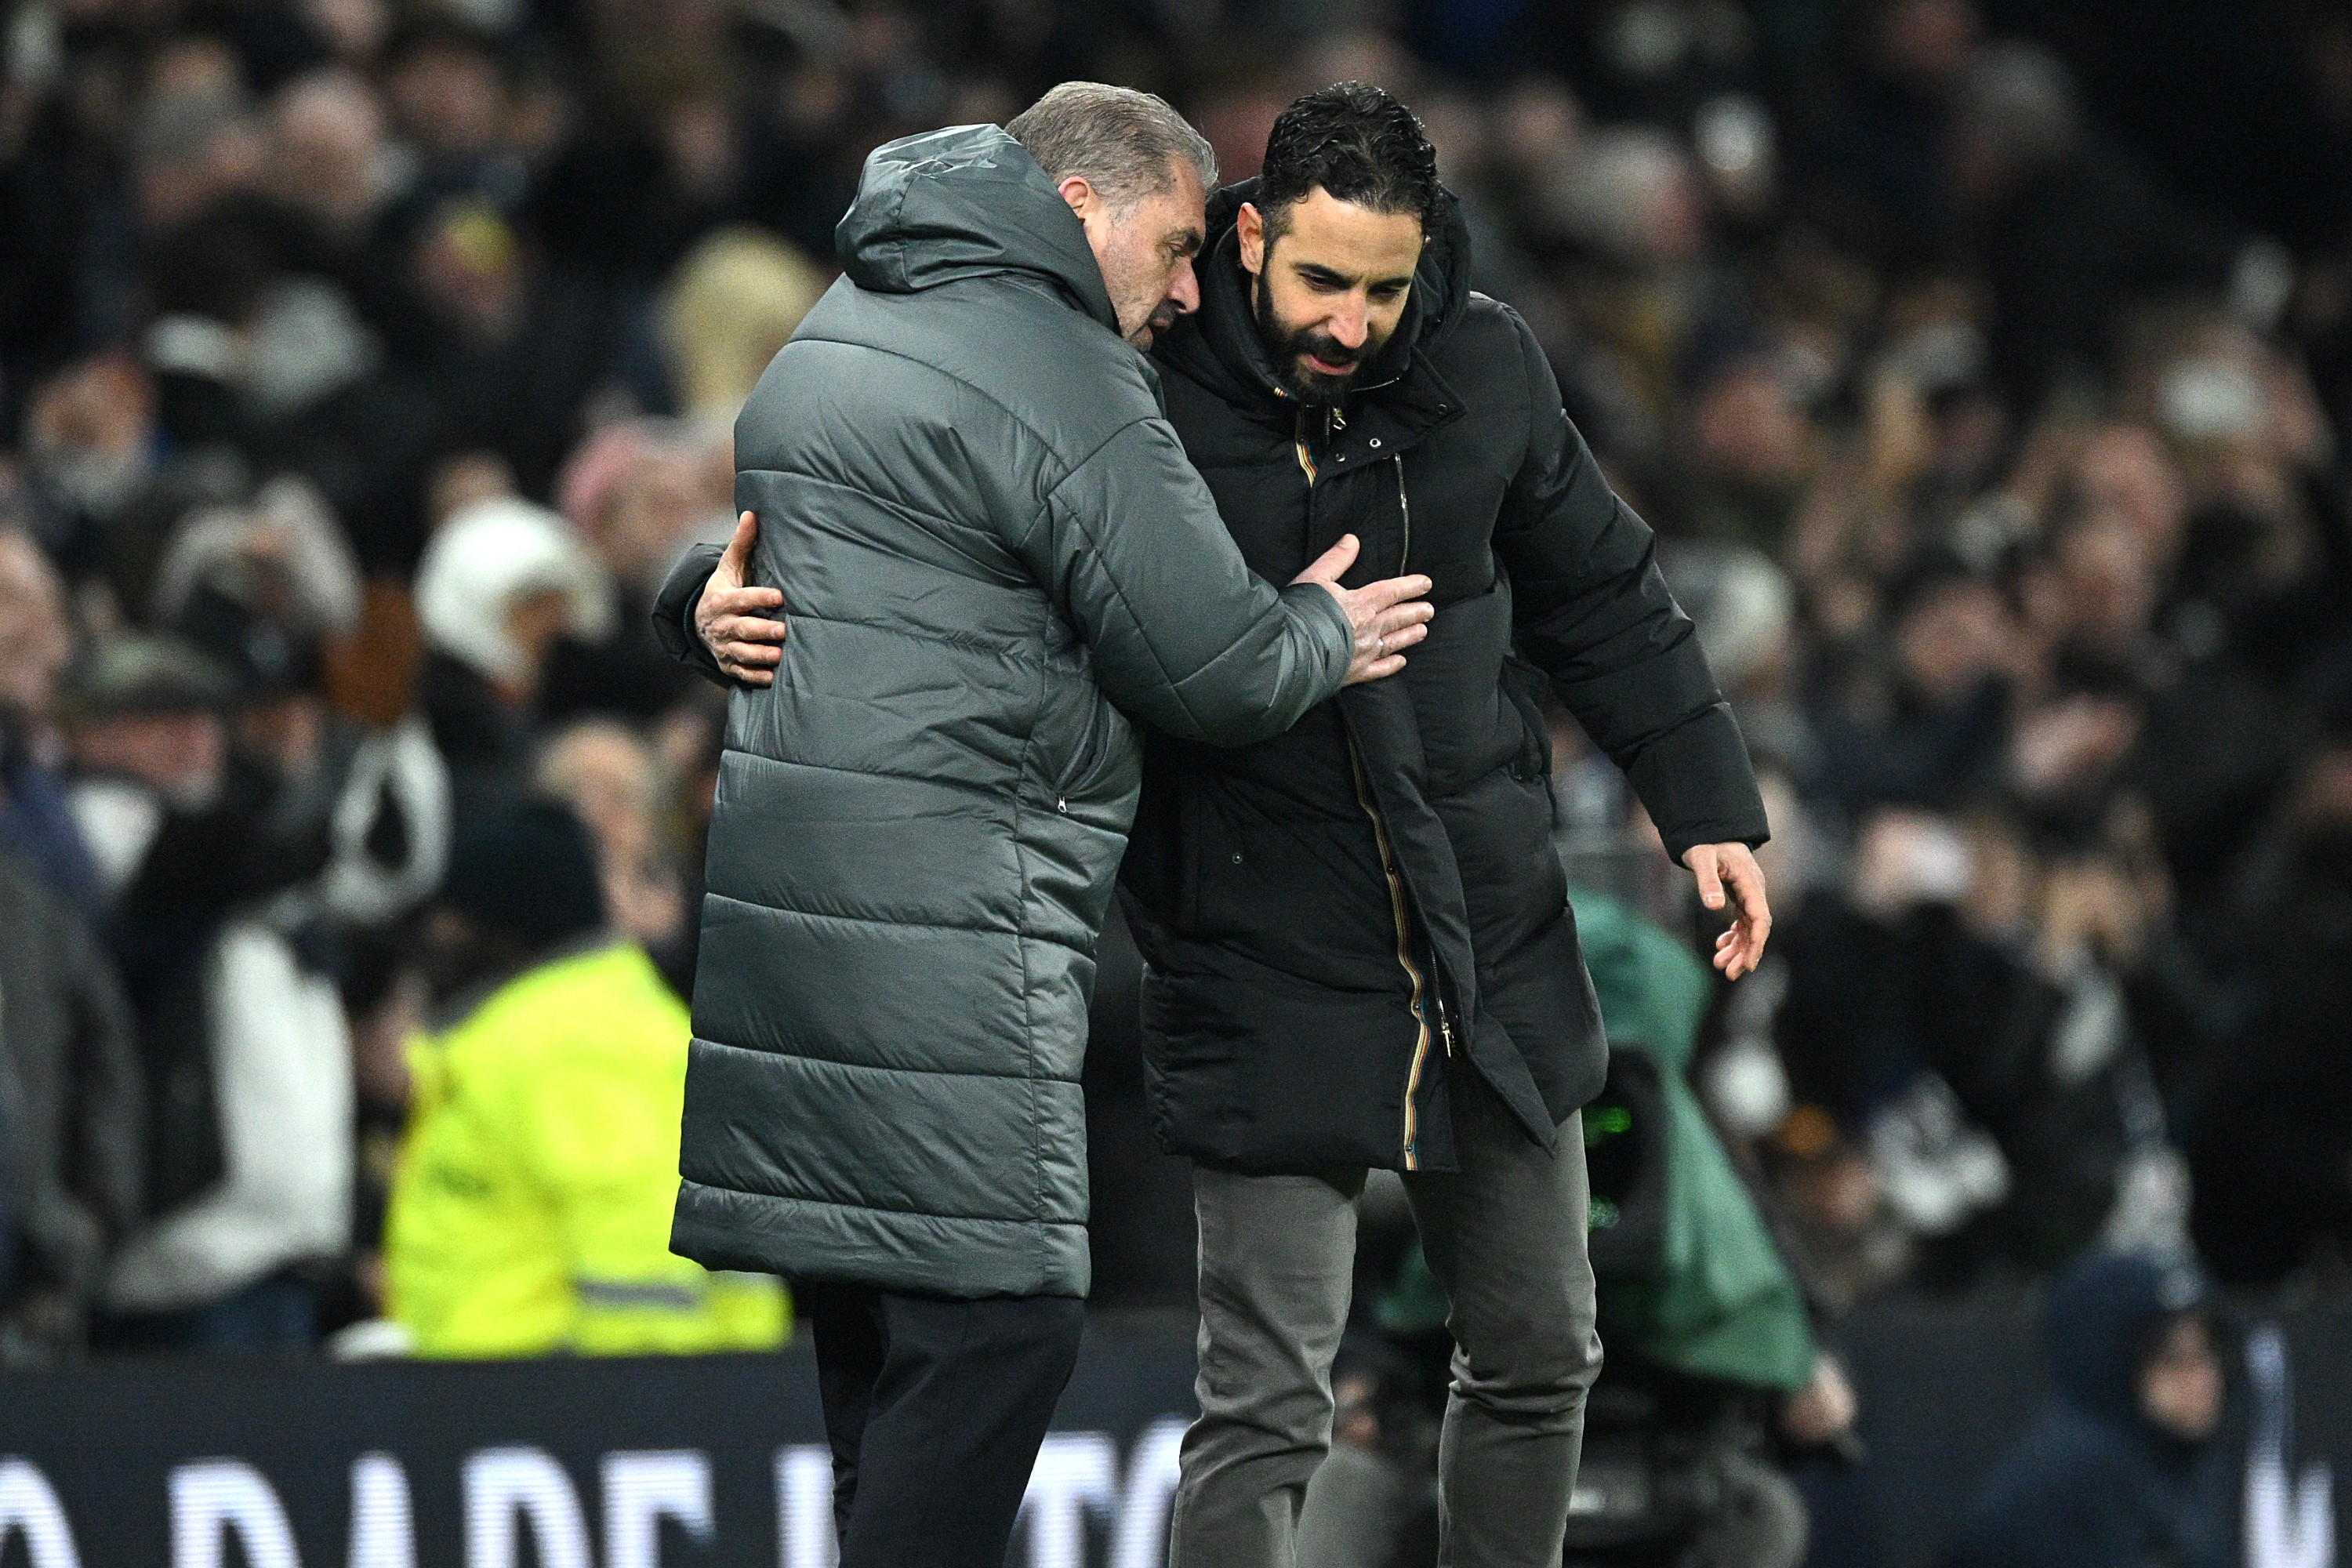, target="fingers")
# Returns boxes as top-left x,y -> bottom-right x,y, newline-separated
1371,599 -> 1434,636
1343,651 -> 1410,686
1702,849 -> 1773,980
1691,843 -> 1774,979
711,623 -> 786,688
706,588 -> 787,621
1293,532 -> 1361,586
1731,858 -> 1773,932
1355,572 -> 1434,613
718,510 -> 757,581
1722,848 -> 1773,961
1371,604 -> 1430,654
720,658 -> 776,688
713,628 -> 786,662
1688,845 -> 1727,912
